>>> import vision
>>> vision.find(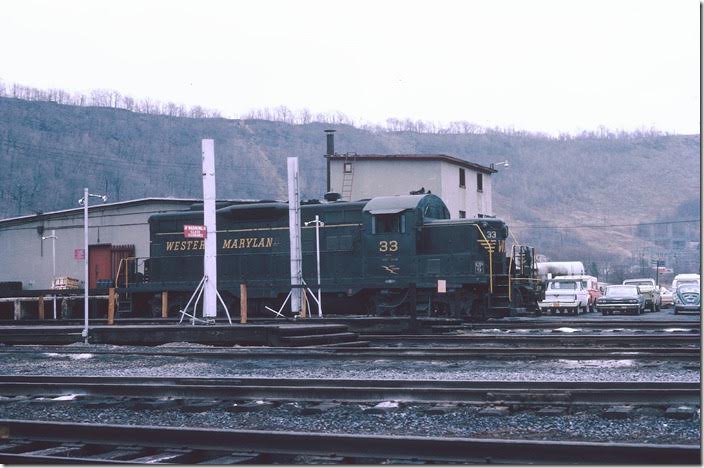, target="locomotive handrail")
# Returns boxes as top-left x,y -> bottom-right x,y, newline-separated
115,257 -> 146,287
508,228 -> 520,246
508,246 -> 514,302
114,257 -> 134,288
